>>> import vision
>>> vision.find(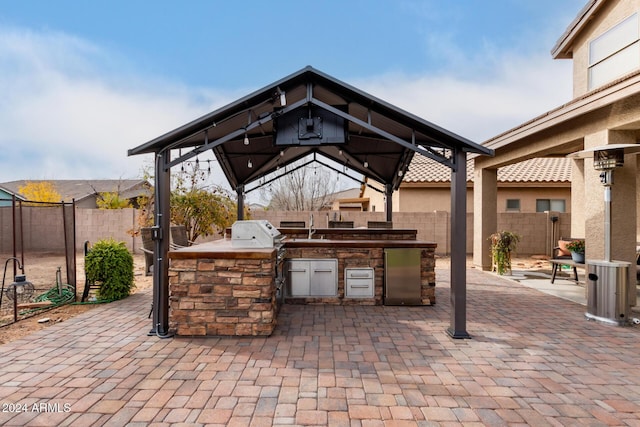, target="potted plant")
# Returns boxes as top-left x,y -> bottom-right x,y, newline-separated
489,231 -> 520,275
565,240 -> 585,263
